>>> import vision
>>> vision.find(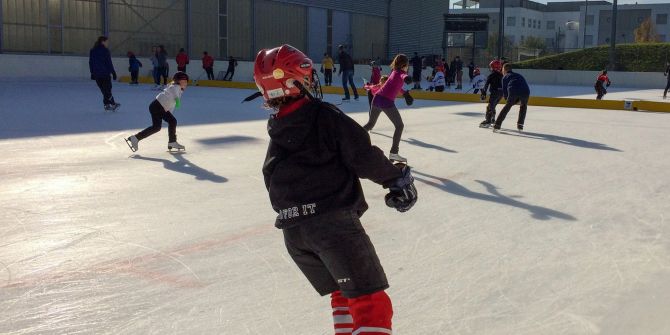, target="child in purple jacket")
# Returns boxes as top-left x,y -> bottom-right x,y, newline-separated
363,54 -> 413,162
